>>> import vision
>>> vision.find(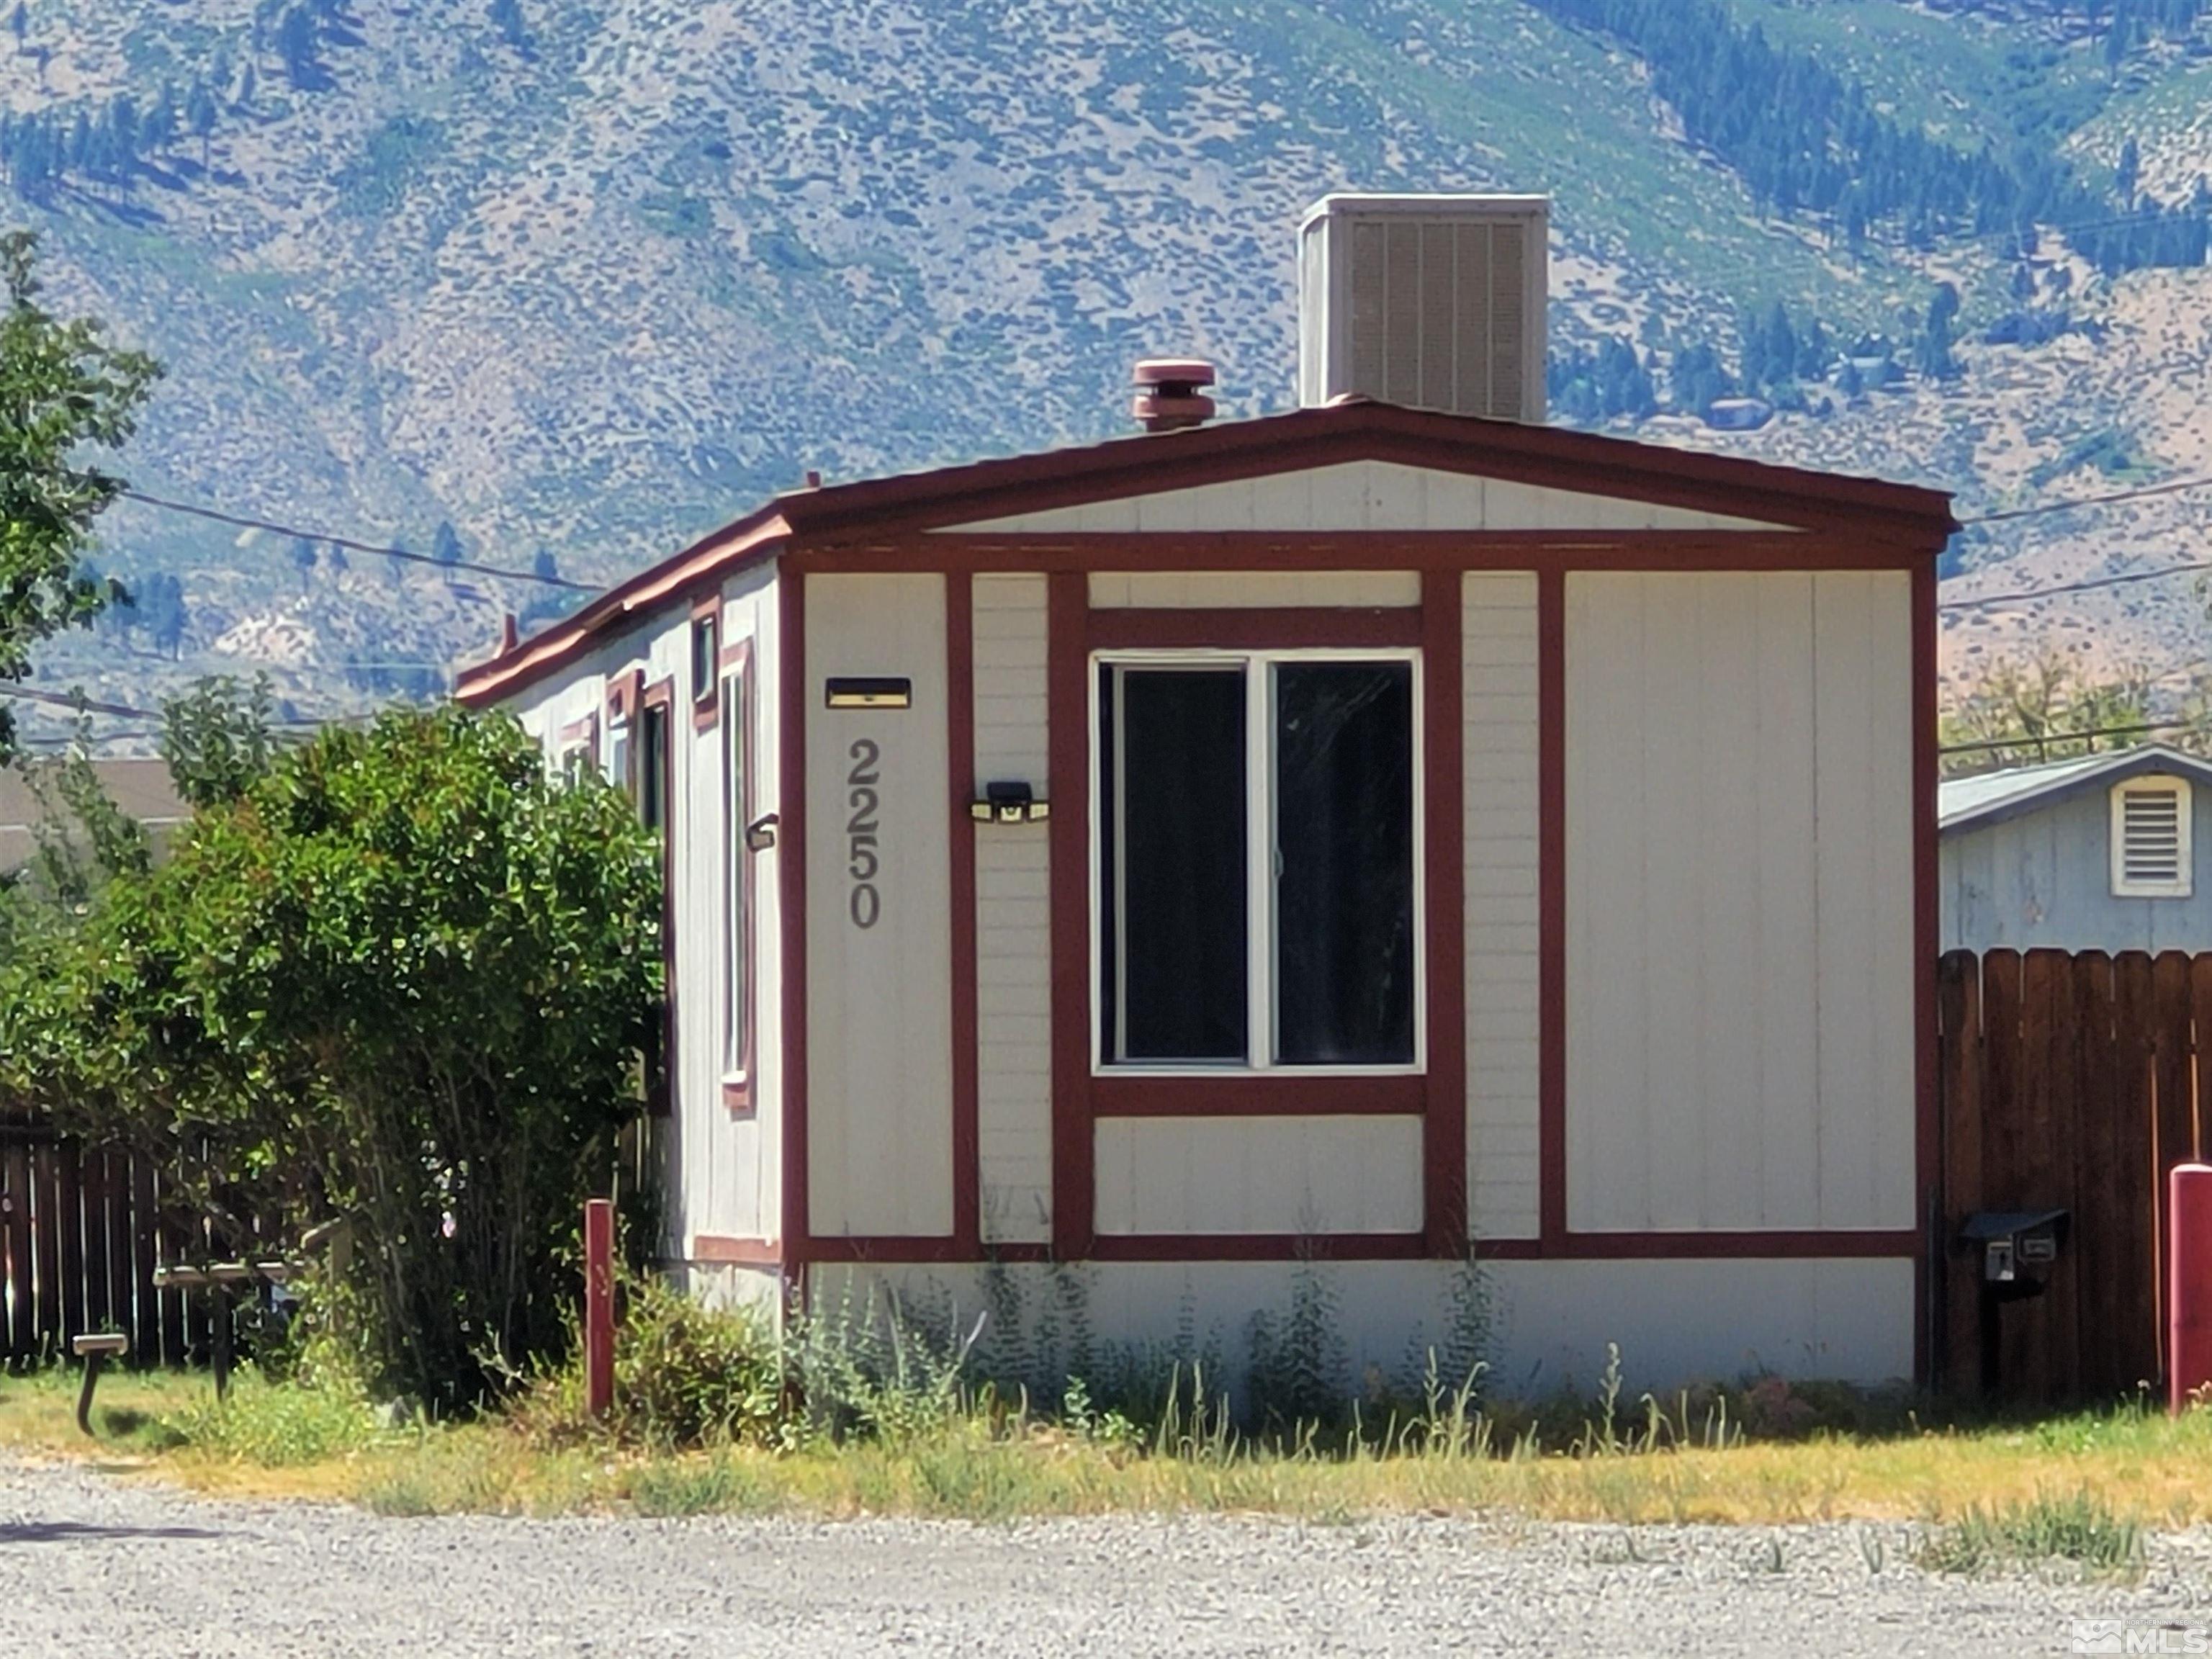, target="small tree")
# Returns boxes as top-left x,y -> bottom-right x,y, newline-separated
1938,649 -> 2155,776
160,673 -> 278,809
0,232 -> 158,753
0,704 -> 663,1408
186,81 -> 217,166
